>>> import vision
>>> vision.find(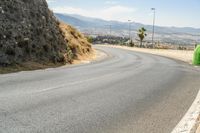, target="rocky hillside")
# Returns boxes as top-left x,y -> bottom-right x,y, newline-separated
0,0 -> 92,71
